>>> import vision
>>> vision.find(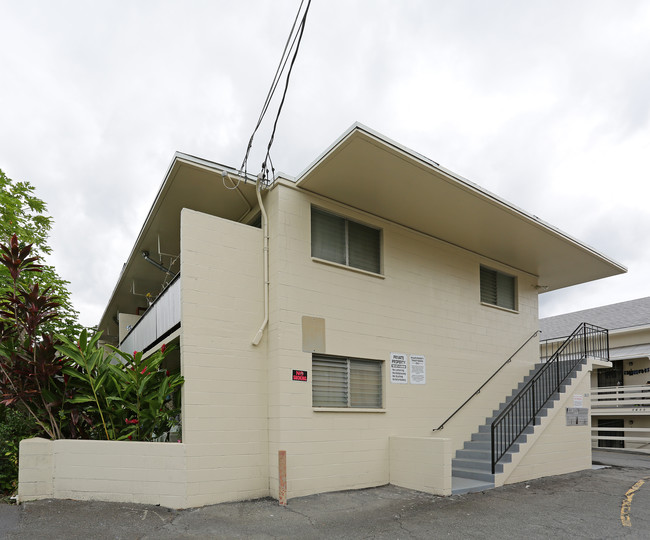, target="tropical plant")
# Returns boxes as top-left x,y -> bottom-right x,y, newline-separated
0,406 -> 38,495
55,333 -> 183,441
0,168 -> 80,337
0,234 -> 65,439
107,344 -> 183,441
